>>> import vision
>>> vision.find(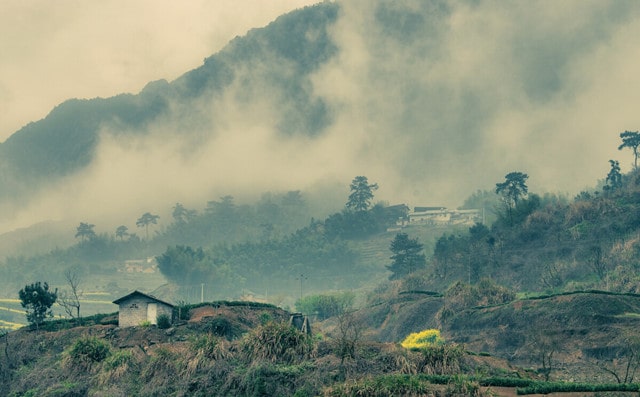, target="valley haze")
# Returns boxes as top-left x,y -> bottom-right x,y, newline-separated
0,0 -> 639,238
